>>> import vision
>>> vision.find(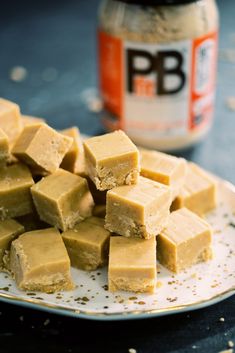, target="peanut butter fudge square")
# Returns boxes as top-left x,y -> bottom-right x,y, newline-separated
105,176 -> 172,239
140,148 -> 186,198
62,217 -> 110,271
0,163 -> 34,220
157,207 -> 213,273
0,128 -> 10,167
12,123 -> 73,174
60,127 -> 86,175
0,98 -> 22,144
171,162 -> 217,216
10,228 -> 74,293
84,130 -> 140,190
108,236 -> 157,293
0,219 -> 24,269
31,169 -> 94,231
